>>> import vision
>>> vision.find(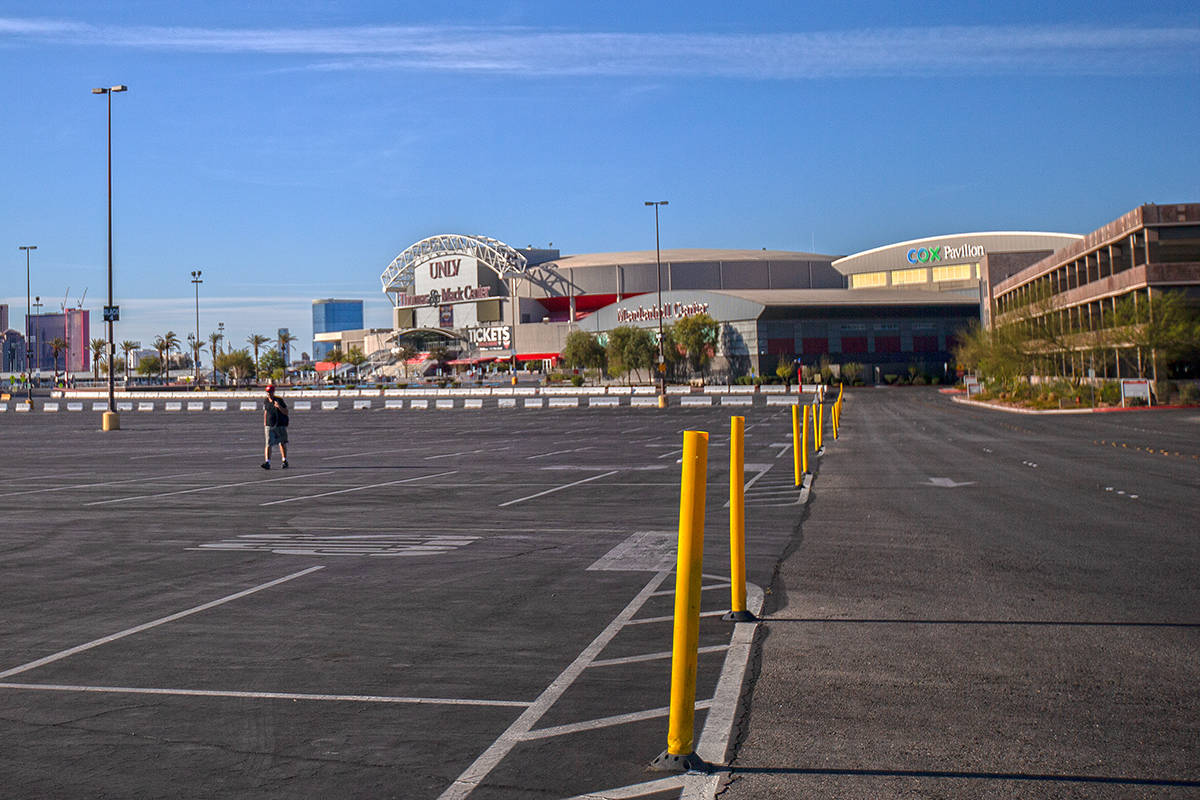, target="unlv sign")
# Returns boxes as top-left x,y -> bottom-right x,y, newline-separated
429,259 -> 461,279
